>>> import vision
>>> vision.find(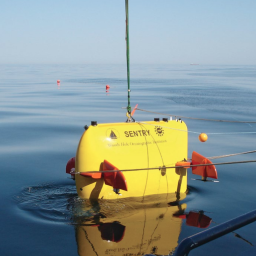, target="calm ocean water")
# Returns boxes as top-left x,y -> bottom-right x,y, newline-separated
1,64 -> 256,256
